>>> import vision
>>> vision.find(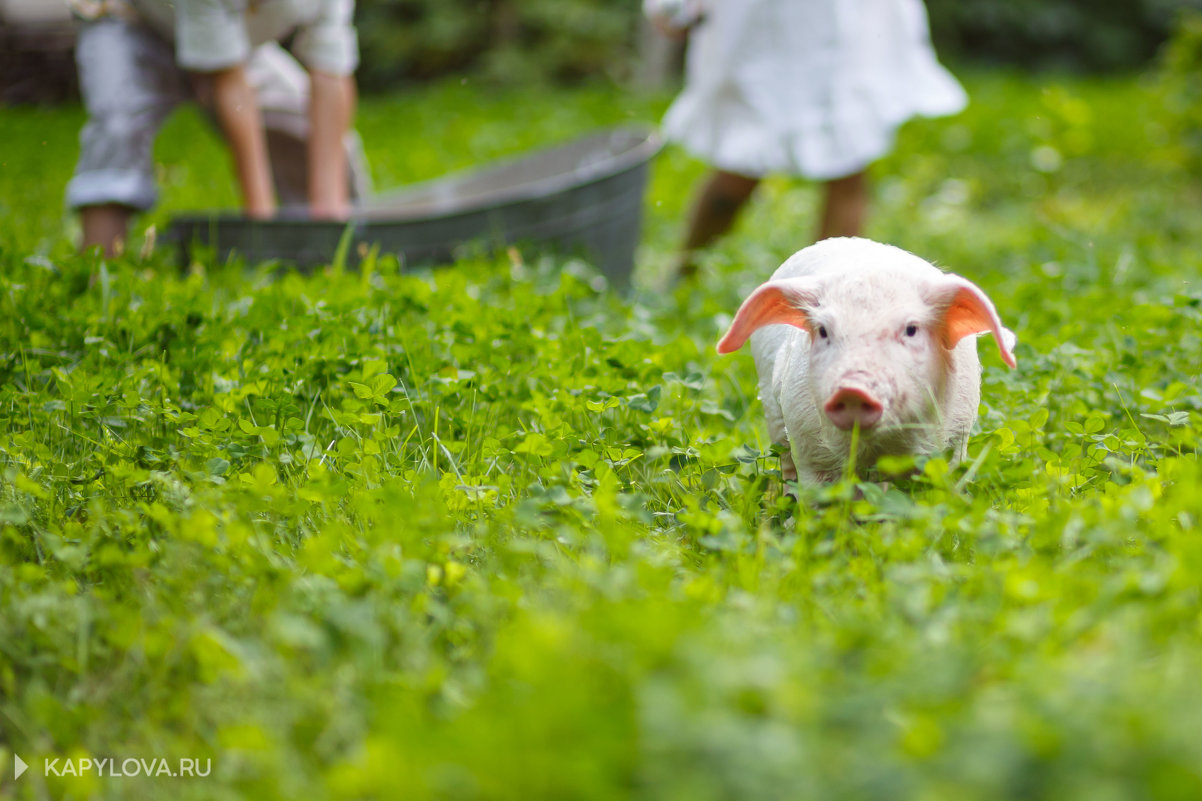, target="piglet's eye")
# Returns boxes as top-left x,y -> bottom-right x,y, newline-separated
816,325 -> 829,339
904,324 -> 919,338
